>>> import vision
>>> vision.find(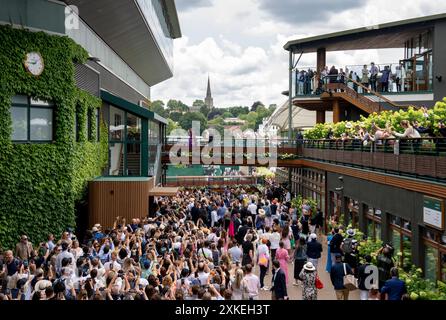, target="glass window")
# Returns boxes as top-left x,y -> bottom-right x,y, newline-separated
109,143 -> 124,176
402,235 -> 412,271
11,96 -> 53,142
127,113 -> 141,141
126,144 -> 141,176
30,108 -> 53,141
441,252 -> 446,282
11,107 -> 28,141
110,106 -> 125,141
95,108 -> 100,142
424,244 -> 438,281
13,95 -> 28,105
392,229 -> 402,261
87,109 -> 92,141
